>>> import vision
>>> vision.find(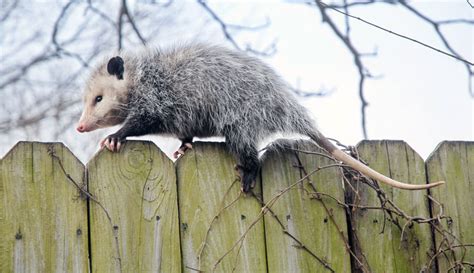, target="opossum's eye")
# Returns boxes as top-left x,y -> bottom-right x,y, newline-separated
107,56 -> 124,80
95,95 -> 103,103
